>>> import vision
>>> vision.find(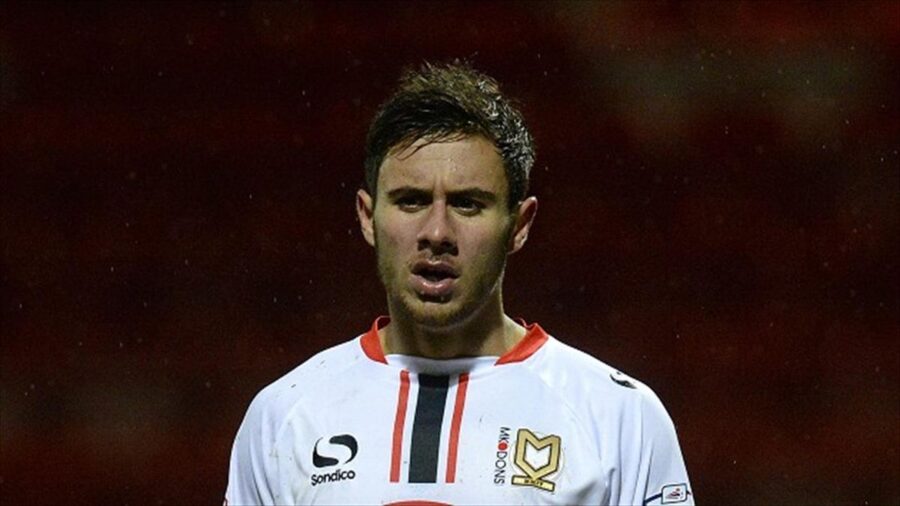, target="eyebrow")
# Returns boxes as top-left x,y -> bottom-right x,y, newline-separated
385,186 -> 498,203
